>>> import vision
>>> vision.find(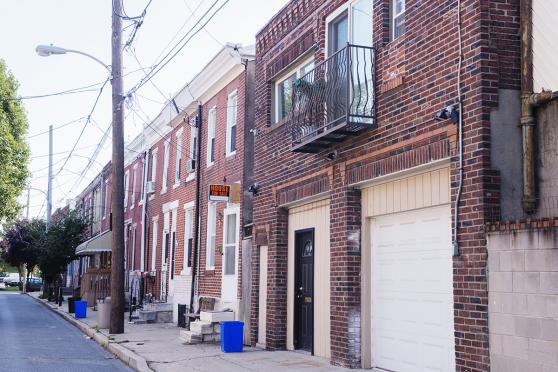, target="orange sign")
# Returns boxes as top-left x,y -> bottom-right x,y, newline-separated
209,184 -> 230,202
